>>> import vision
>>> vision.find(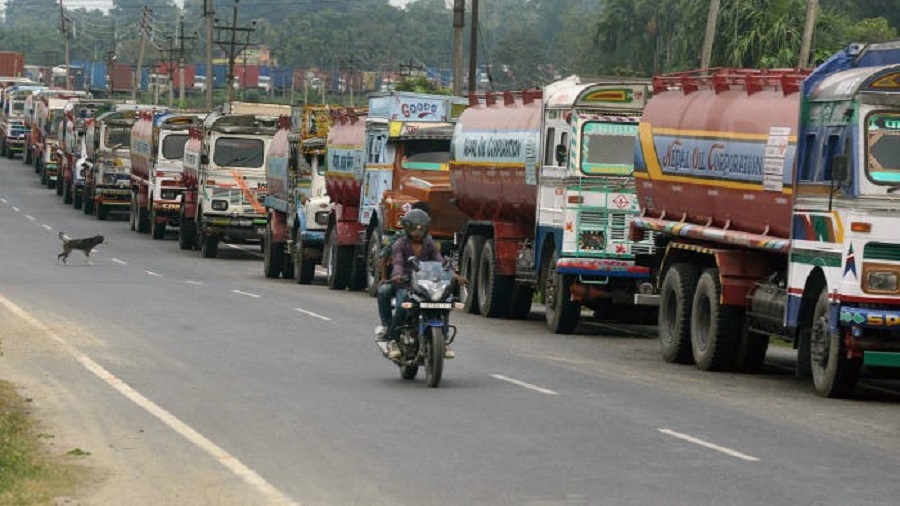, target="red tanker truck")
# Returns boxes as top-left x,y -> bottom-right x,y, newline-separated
632,42 -> 900,398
